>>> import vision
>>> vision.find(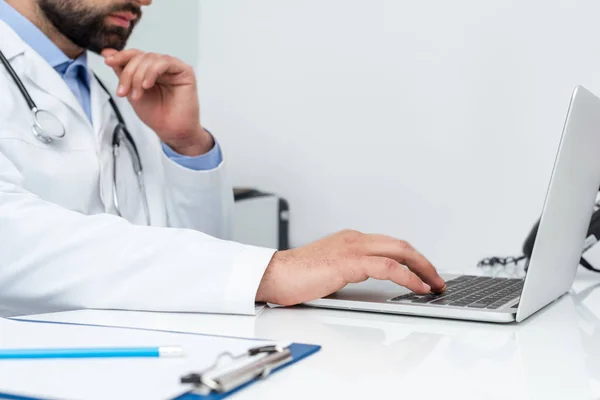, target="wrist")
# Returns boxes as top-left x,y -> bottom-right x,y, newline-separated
256,251 -> 286,304
165,126 -> 214,156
